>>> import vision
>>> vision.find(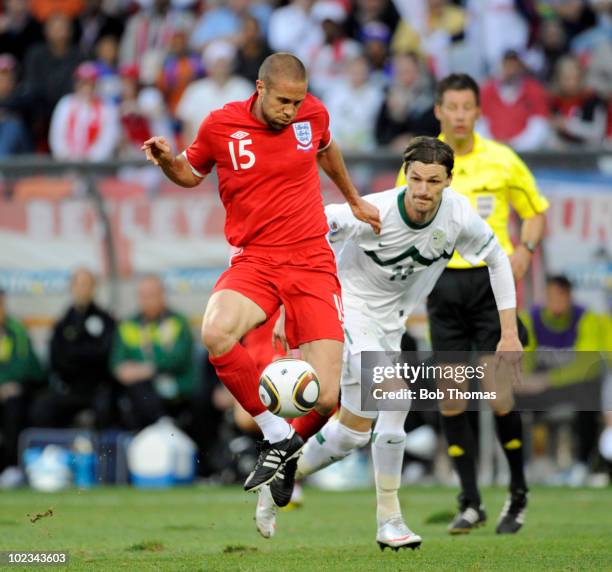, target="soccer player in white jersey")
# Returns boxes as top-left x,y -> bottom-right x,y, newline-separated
255,136 -> 523,550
